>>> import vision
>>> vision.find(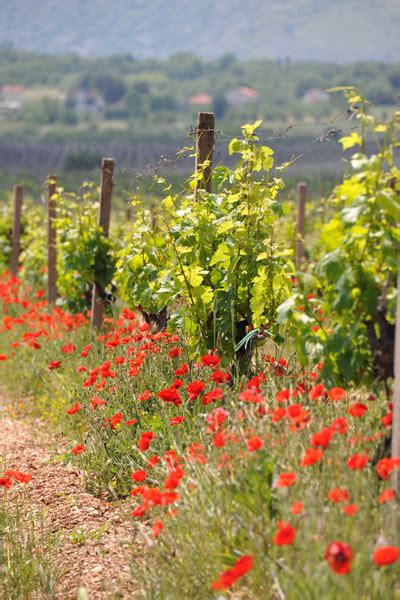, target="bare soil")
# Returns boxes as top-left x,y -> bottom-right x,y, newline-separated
0,396 -> 143,599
